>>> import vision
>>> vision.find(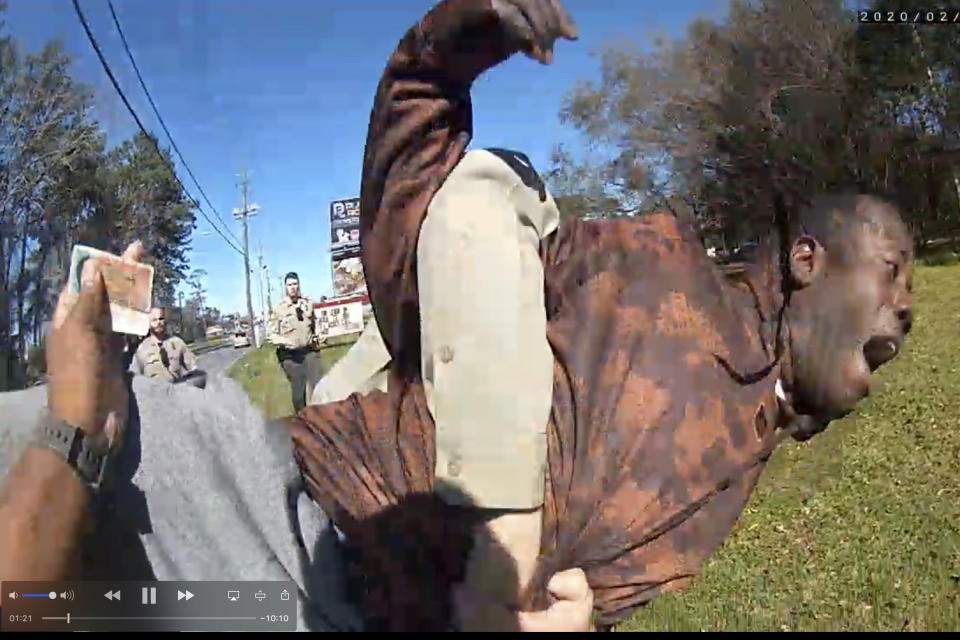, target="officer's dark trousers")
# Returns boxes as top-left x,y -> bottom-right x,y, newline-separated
278,348 -> 322,412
